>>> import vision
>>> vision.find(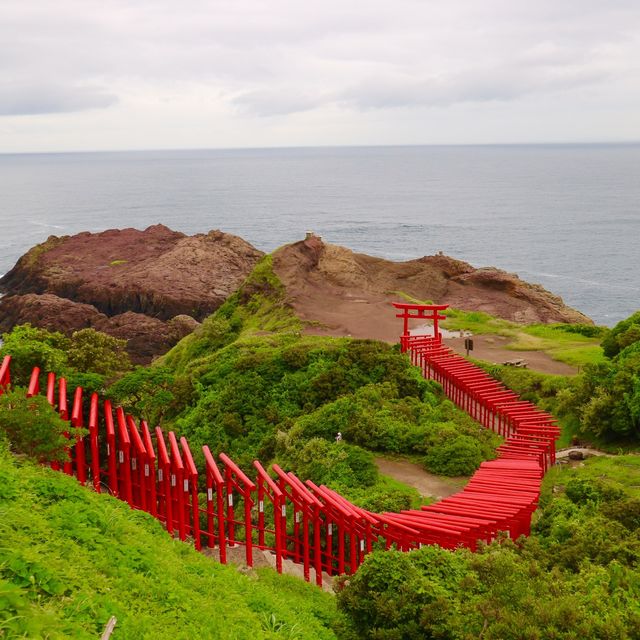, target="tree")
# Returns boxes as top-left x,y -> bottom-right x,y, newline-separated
0,388 -> 78,463
0,324 -> 131,385
0,325 -> 69,385
602,311 -> 640,358
108,366 -> 190,425
66,328 -> 131,377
